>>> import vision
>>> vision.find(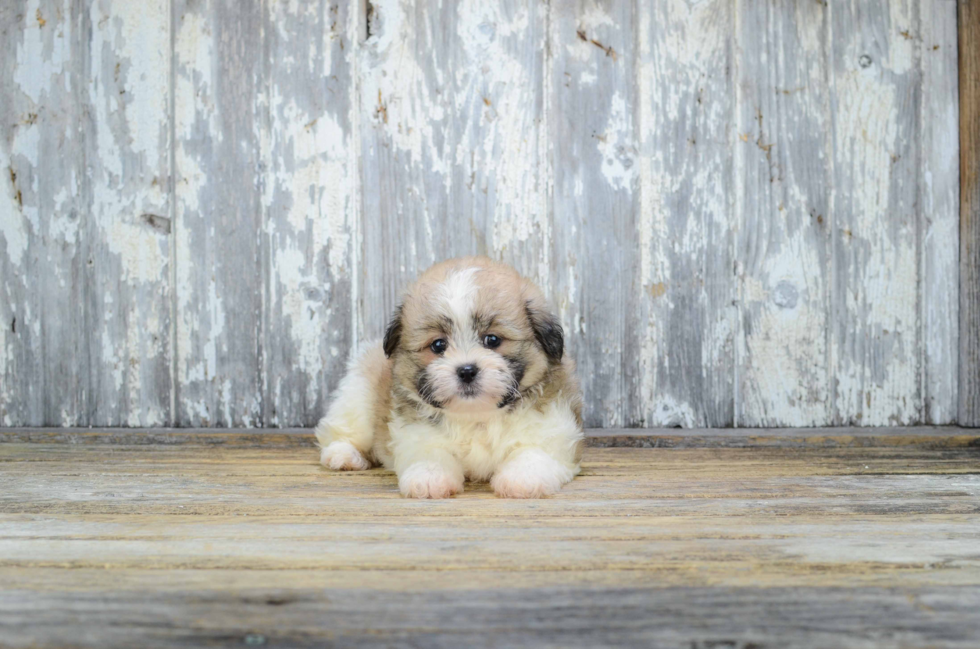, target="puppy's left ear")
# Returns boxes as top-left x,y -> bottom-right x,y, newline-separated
525,300 -> 563,363
383,305 -> 403,358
